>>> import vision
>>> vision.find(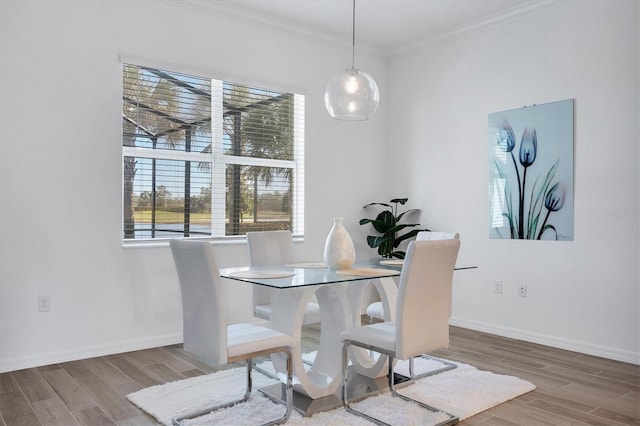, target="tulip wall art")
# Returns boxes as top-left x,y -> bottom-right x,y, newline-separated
488,99 -> 574,241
